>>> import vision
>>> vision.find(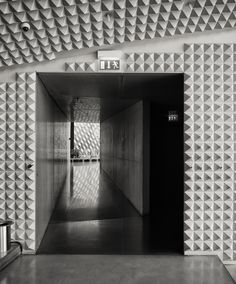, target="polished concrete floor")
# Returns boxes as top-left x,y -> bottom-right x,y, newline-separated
0,255 -> 234,284
51,162 -> 139,222
38,162 -> 181,254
